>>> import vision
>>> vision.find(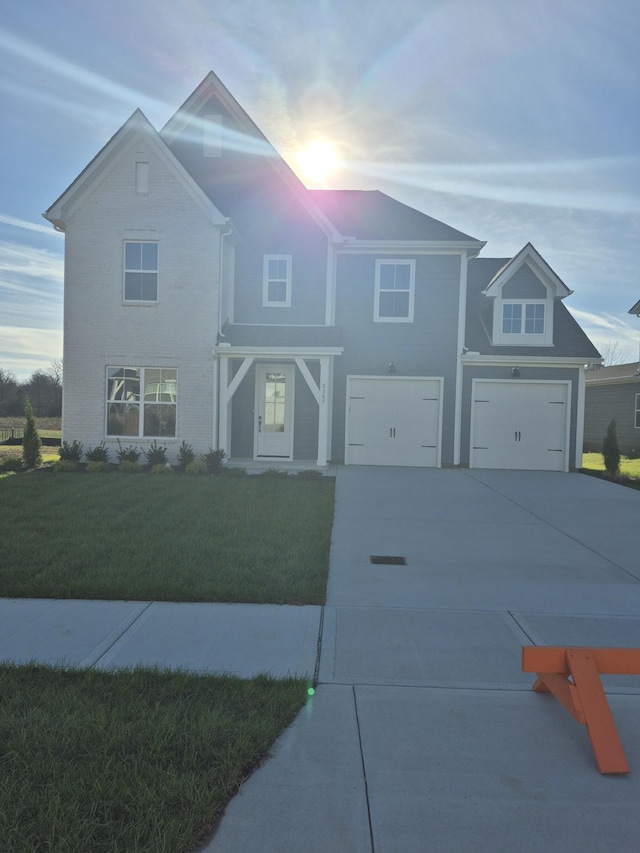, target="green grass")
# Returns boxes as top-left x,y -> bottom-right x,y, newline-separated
0,474 -> 334,603
581,453 -> 640,479
0,663 -> 307,852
